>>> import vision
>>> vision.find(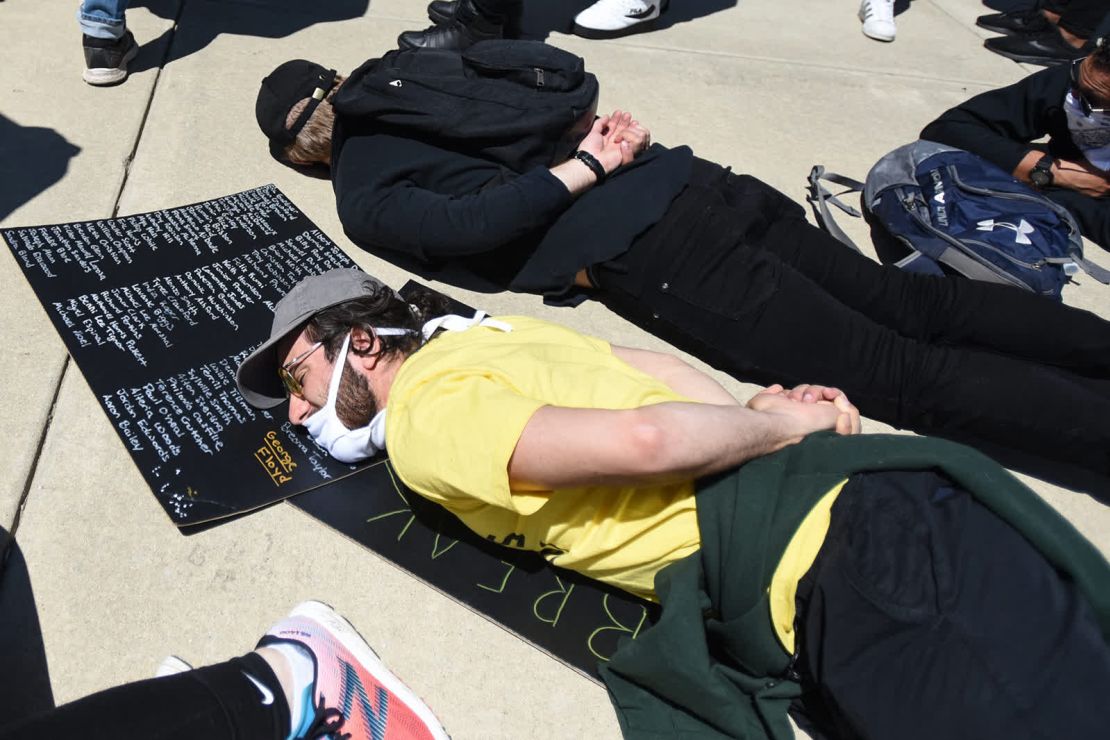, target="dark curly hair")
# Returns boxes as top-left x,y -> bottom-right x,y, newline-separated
304,280 -> 451,364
